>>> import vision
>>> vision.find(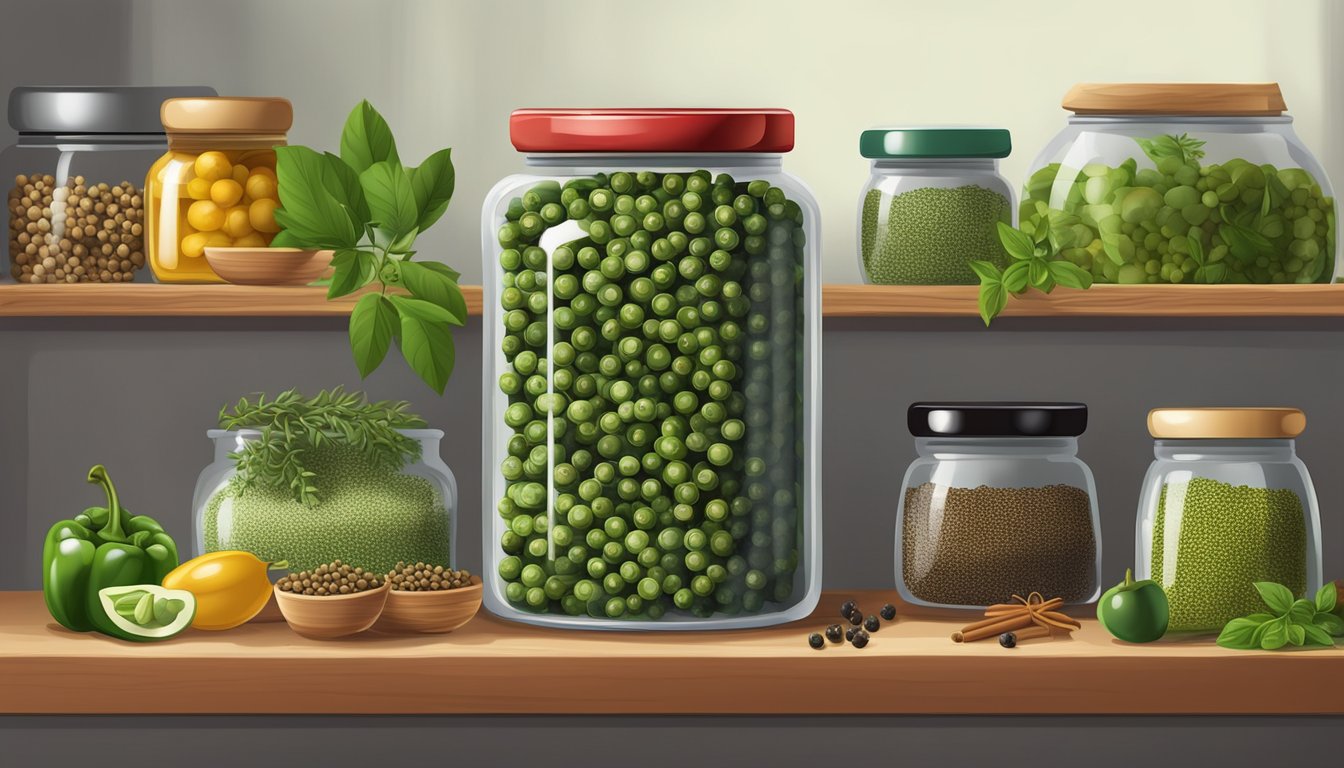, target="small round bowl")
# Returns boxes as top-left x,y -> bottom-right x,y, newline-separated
273,580 -> 389,640
374,575 -> 482,634
203,247 -> 334,286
